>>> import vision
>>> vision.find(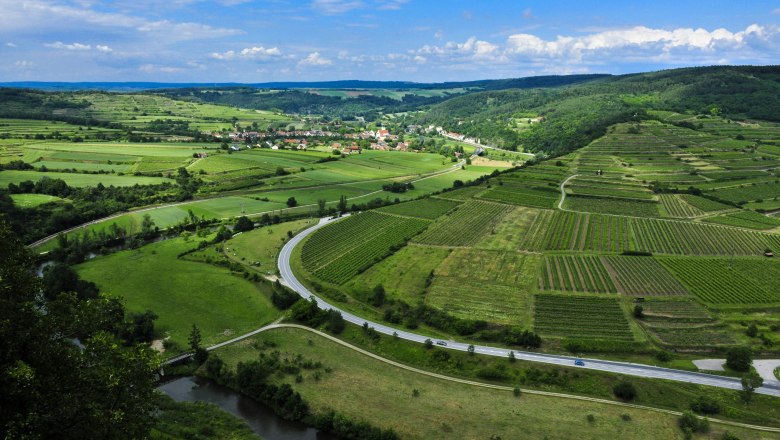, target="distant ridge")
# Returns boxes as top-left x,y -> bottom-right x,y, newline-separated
0,75 -> 611,92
